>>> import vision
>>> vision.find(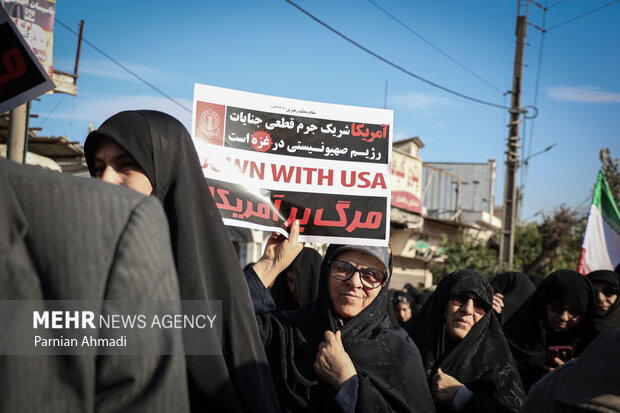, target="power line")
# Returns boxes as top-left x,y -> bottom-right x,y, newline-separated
283,0 -> 509,110
55,18 -> 192,114
547,0 -> 620,31
37,94 -> 67,127
578,194 -> 592,207
366,0 -> 502,93
548,0 -> 569,9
